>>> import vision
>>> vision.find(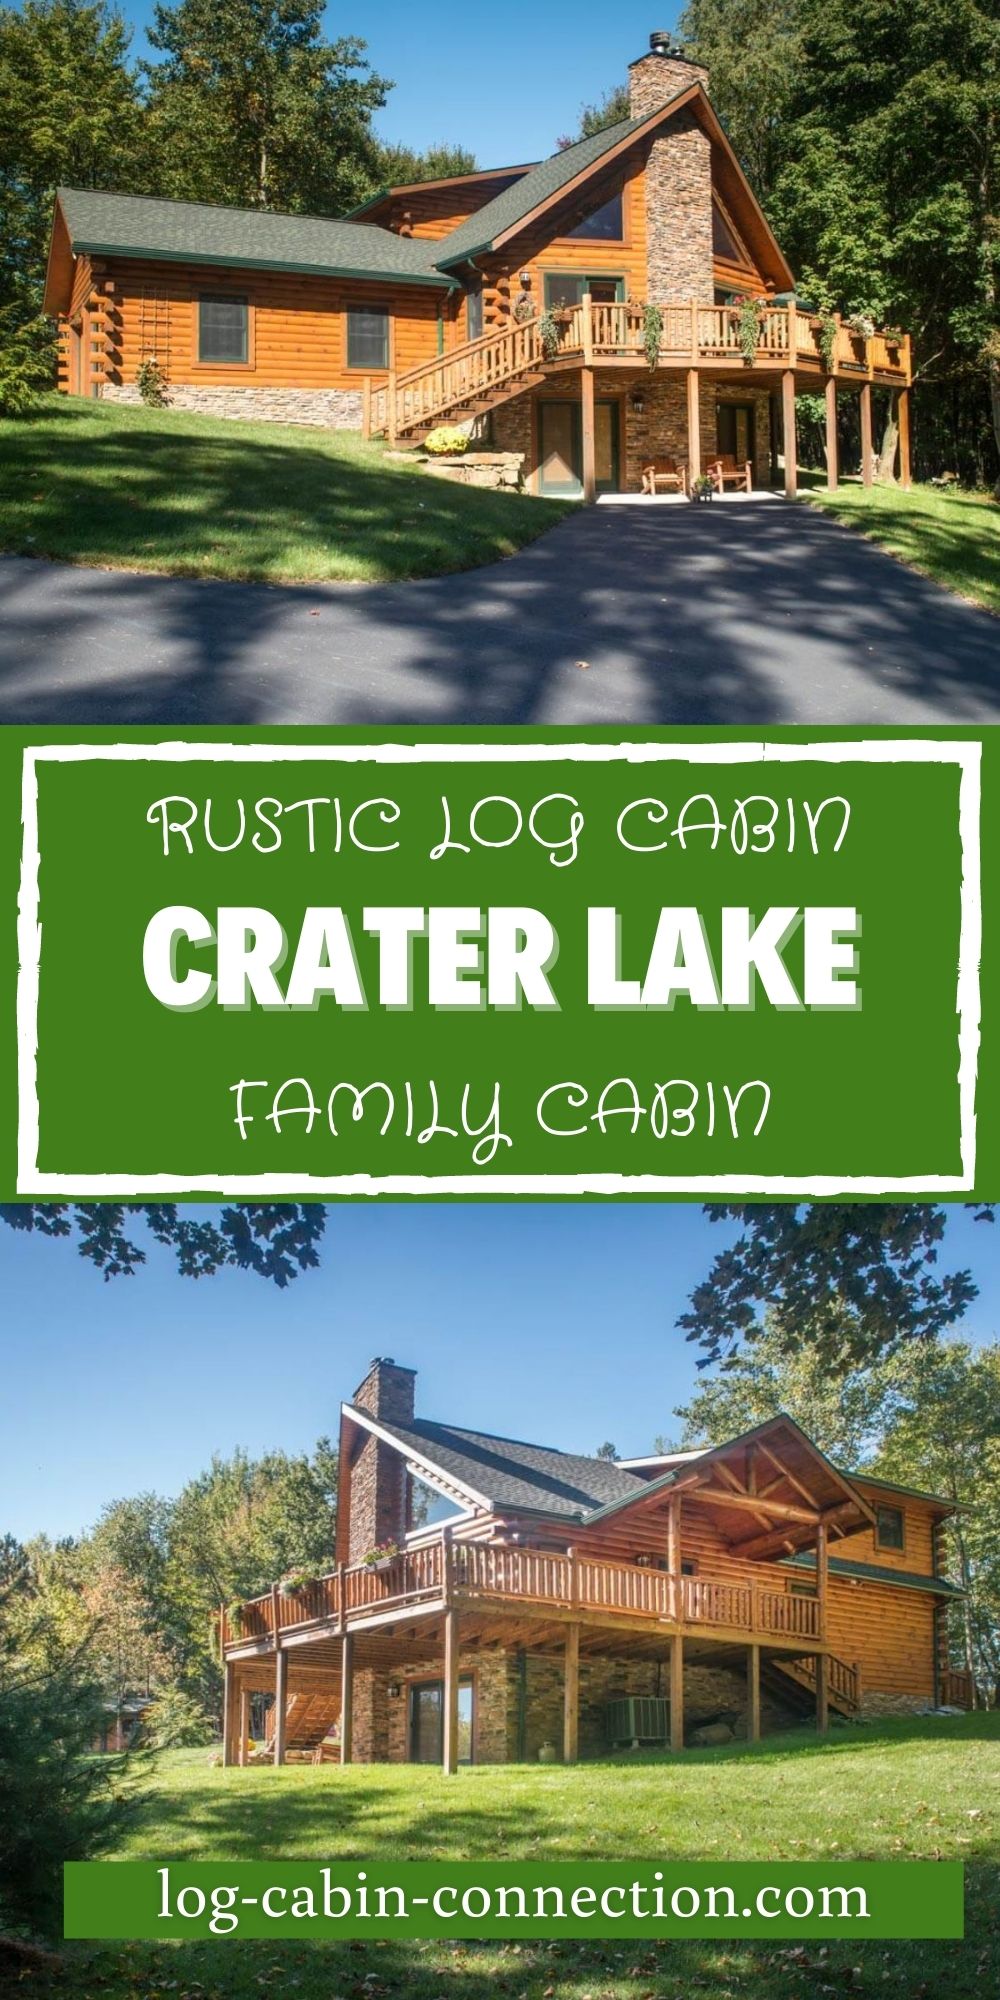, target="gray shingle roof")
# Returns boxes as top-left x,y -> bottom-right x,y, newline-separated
370,1414 -> 651,1520
431,116 -> 648,267
56,187 -> 451,286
